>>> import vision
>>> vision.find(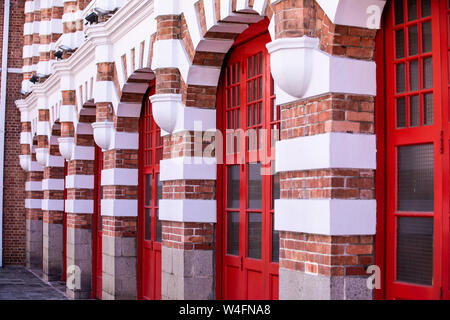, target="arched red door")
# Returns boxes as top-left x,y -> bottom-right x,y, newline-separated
217,21 -> 280,300
383,0 -> 449,300
92,145 -> 103,299
138,86 -> 163,300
